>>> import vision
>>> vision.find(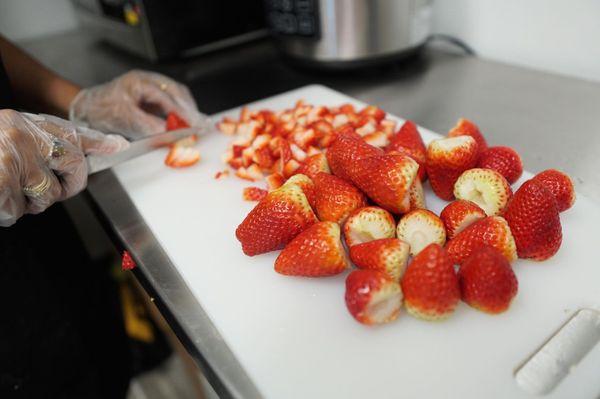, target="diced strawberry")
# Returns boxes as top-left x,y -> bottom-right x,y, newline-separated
363,131 -> 389,148
122,250 -> 136,270
296,153 -> 330,180
166,112 -> 190,131
265,172 -> 285,190
214,170 -> 230,179
217,118 -> 237,135
290,143 -> 307,162
359,105 -> 386,122
243,187 -> 268,202
165,145 -> 200,168
252,146 -> 275,169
